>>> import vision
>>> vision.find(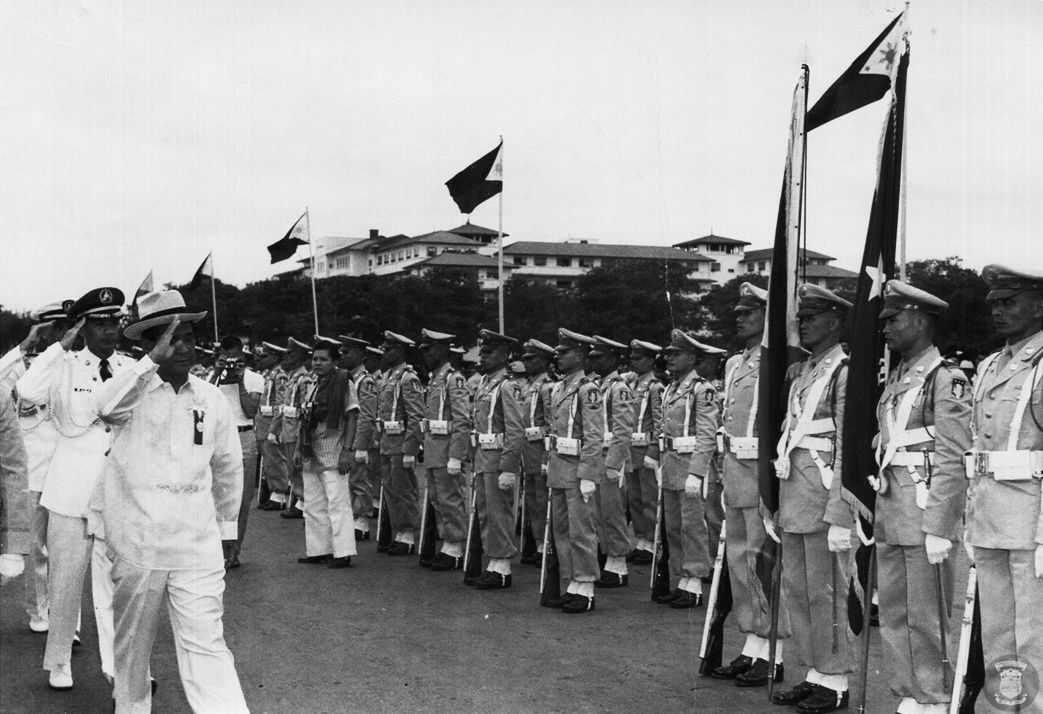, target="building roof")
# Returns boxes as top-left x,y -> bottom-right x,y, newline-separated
408,252 -> 509,269
740,247 -> 837,263
448,221 -> 507,239
673,233 -> 750,248
503,241 -> 714,262
375,231 -> 482,252
802,263 -> 858,279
